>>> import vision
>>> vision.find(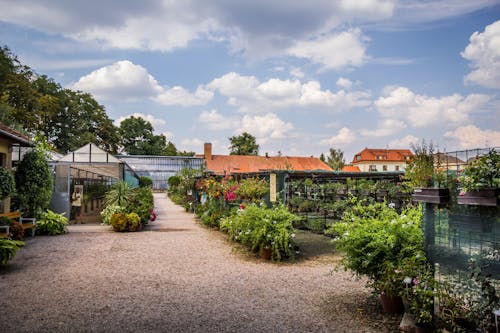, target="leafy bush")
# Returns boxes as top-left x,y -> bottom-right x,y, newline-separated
0,166 -> 15,199
15,147 -> 53,217
235,177 -> 269,202
0,238 -> 24,265
128,186 -> 154,223
126,212 -> 141,231
110,213 -> 128,232
331,200 -> 423,296
220,204 -> 299,261
138,176 -> 153,188
459,150 -> 500,192
36,210 -> 68,235
101,204 -> 126,225
105,181 -> 133,207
